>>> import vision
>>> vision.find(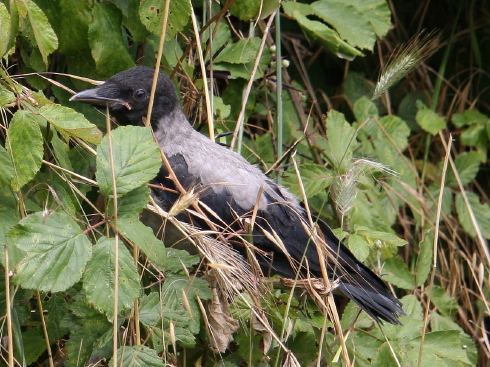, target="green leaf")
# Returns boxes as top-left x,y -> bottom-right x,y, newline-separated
138,292 -> 163,327
214,38 -> 261,64
213,38 -> 272,80
311,0 -> 391,50
455,191 -> 490,239
382,256 -> 414,290
19,0 -> 58,66
140,275 -> 211,347
83,237 -> 140,316
460,123 -> 486,146
415,104 -> 446,135
425,182 -> 453,219
139,0 -> 191,41
96,125 -> 161,197
353,96 -> 378,124
88,2 -> 134,76
0,145 -> 14,189
50,133 -> 72,170
57,0 -> 92,54
426,285 -> 459,318
64,300 -> 112,367
405,330 -> 474,366
445,151 -> 480,187
355,226 -> 407,248
119,0 -> 148,42
377,115 -> 411,151
156,248 -> 200,273
347,234 -> 370,262
9,211 -> 92,292
282,163 -> 334,198
117,217 -> 167,264
112,345 -> 165,367
452,109 -> 489,128
323,110 -> 357,171
229,0 -> 280,20
110,185 -> 150,218
6,110 -> 44,191
40,104 -> 103,144
0,0 -> 18,58
415,230 -> 433,286
0,190 -> 24,271
0,84 -> 16,107
282,2 -> 361,60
